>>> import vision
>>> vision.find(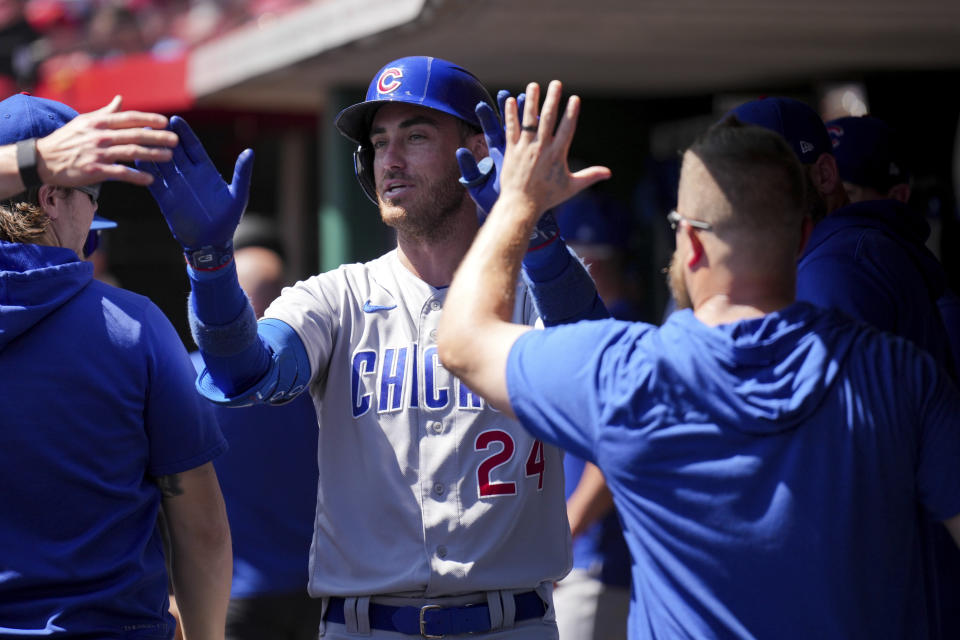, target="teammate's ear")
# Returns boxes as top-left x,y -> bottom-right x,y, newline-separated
685,224 -> 705,268
37,185 -> 60,218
